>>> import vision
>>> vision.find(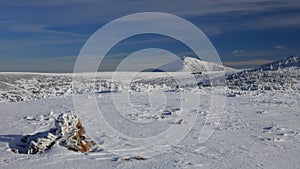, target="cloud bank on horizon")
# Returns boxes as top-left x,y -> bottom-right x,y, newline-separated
0,0 -> 300,72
